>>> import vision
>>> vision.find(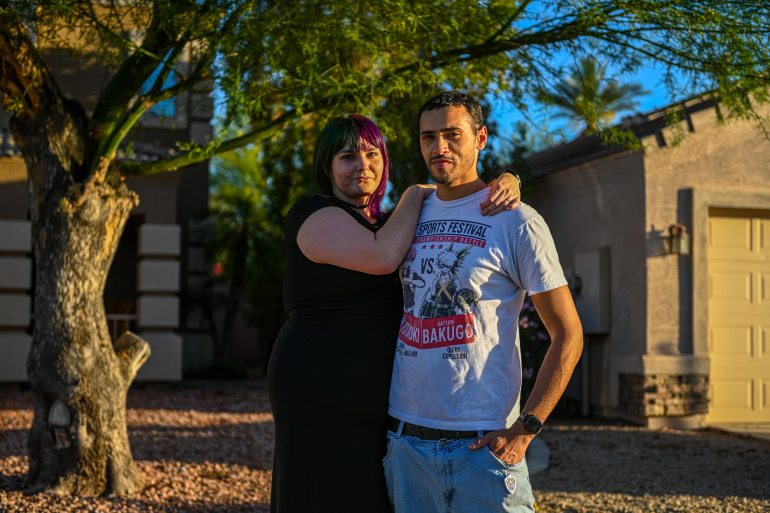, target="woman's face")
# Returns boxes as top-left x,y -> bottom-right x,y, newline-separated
330,143 -> 384,205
